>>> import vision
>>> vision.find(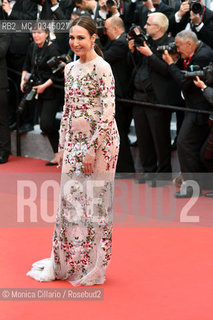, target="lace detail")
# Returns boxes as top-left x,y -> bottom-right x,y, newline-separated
26,56 -> 119,286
